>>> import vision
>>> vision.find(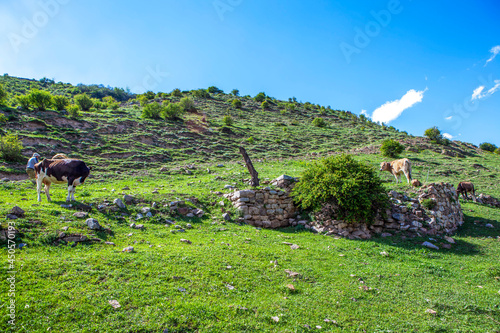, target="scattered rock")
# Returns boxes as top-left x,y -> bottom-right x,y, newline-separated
6,214 -> 19,220
135,224 -> 144,230
105,242 -> 115,246
426,309 -> 437,315
180,239 -> 192,244
422,241 -> 439,250
271,316 -> 279,323
73,211 -> 88,218
123,195 -> 135,204
108,300 -> 121,309
86,218 -> 101,230
60,204 -> 72,209
222,213 -> 231,221
10,206 -> 25,217
114,198 -> 126,209
441,244 -> 452,249
485,223 -> 494,228
122,246 -> 134,252
186,224 -> 193,229
290,244 -> 300,250
224,185 -> 234,189
381,233 -> 392,237
444,236 -> 455,244
186,213 -> 194,218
